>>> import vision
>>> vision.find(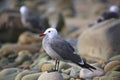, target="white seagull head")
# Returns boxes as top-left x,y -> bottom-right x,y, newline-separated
109,5 -> 119,13
40,28 -> 58,38
20,6 -> 29,15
